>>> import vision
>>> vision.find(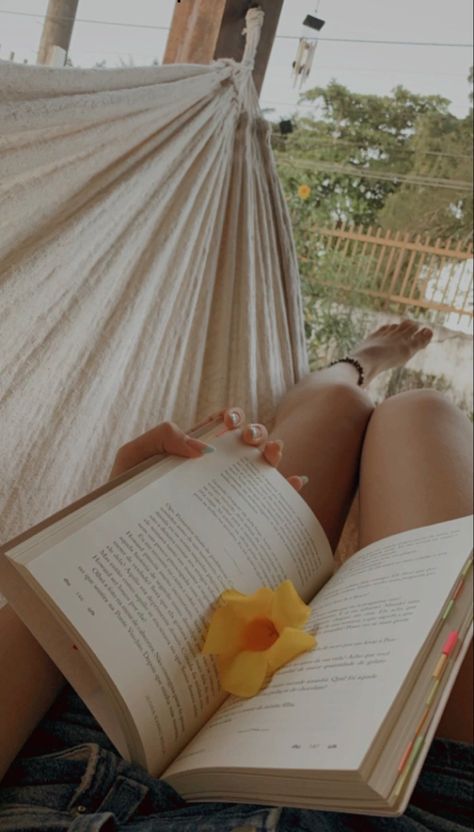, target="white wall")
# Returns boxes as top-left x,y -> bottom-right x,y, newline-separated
313,305 -> 473,415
